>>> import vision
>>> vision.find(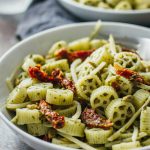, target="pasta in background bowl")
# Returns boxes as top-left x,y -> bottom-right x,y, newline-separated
57,0 -> 150,25
0,22 -> 150,150
74,0 -> 150,10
